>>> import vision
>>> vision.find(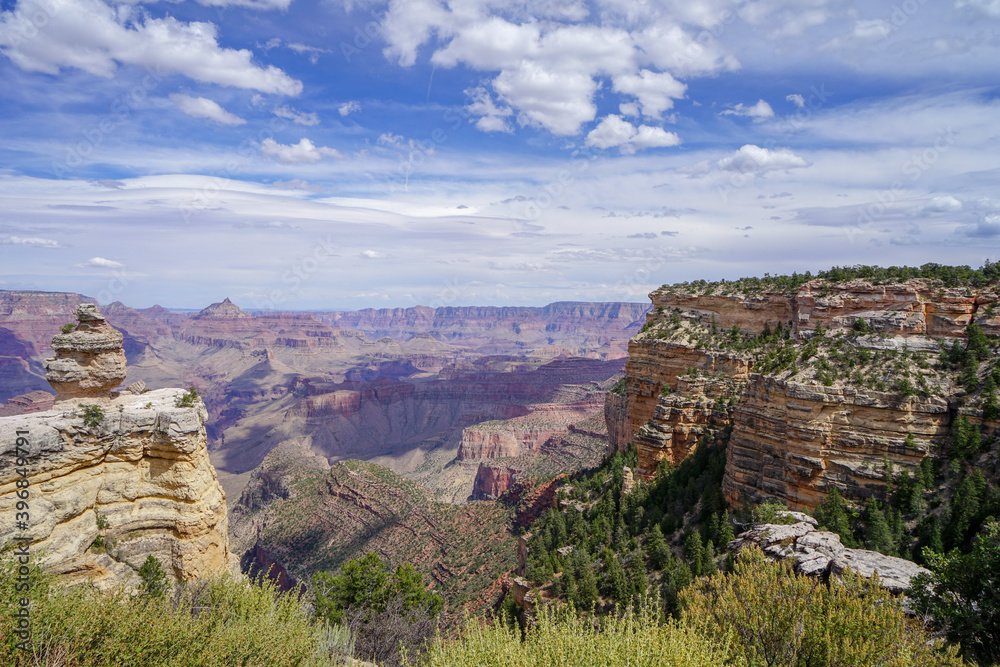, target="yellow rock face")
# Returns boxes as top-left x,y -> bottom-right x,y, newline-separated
0,388 -> 230,589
